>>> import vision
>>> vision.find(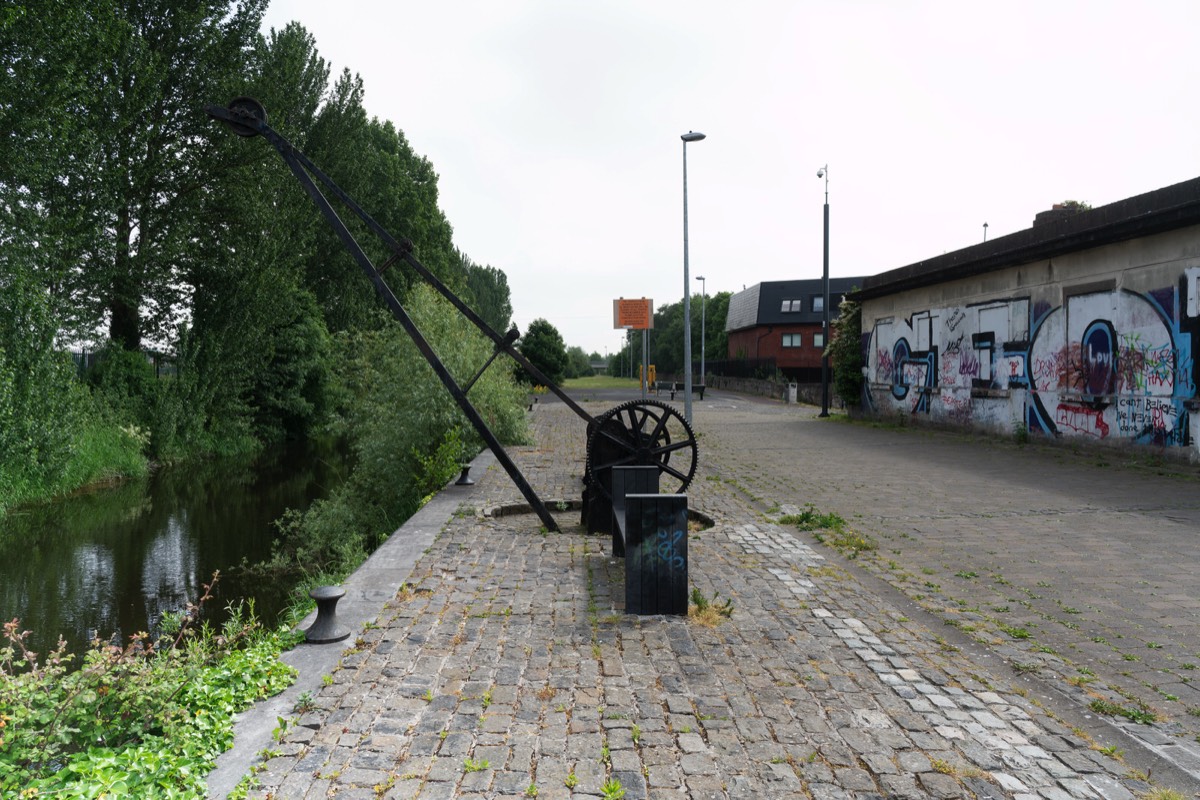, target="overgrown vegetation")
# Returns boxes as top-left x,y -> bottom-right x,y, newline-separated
689,587 -> 734,626
260,285 -> 529,581
0,574 -> 298,798
0,2 -> 519,516
780,504 -> 876,557
608,291 -> 733,378
826,290 -> 863,405
1089,698 -> 1158,725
